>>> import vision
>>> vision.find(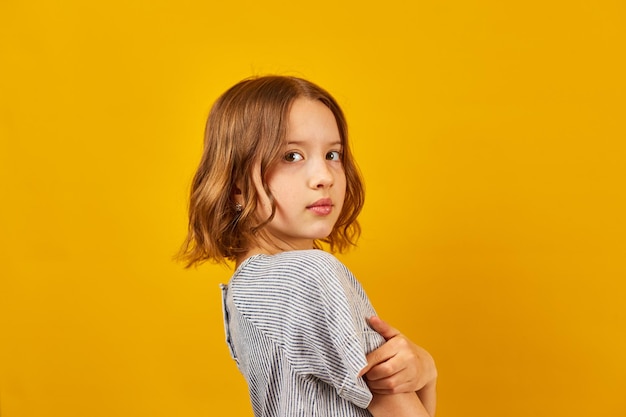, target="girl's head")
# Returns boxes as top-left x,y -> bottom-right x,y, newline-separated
180,75 -> 364,266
